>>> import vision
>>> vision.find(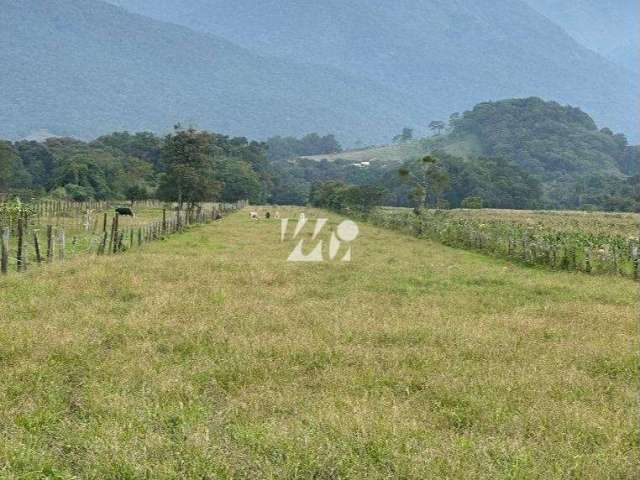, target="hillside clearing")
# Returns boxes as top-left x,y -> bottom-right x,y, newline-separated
300,141 -> 427,164
0,208 -> 637,478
